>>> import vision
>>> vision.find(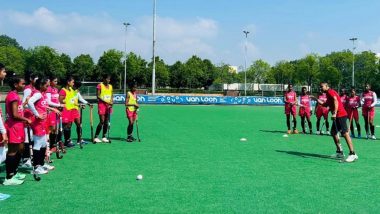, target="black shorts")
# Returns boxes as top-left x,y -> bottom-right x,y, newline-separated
331,117 -> 348,135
